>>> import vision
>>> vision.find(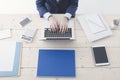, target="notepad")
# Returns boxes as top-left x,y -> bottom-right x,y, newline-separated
37,49 -> 75,77
0,42 -> 22,76
78,14 -> 112,41
0,29 -> 11,40
85,14 -> 106,34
